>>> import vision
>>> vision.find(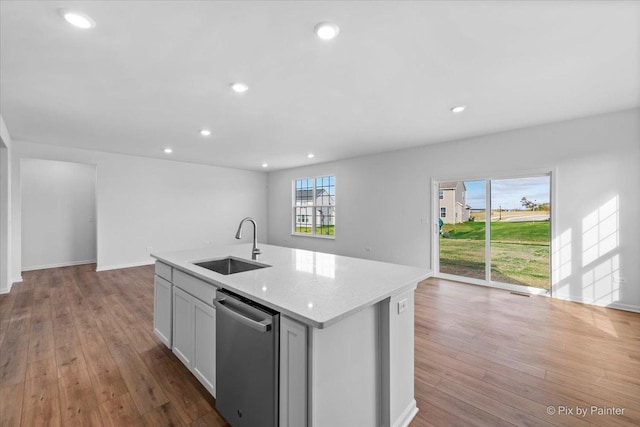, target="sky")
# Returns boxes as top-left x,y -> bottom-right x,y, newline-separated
464,176 -> 550,210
